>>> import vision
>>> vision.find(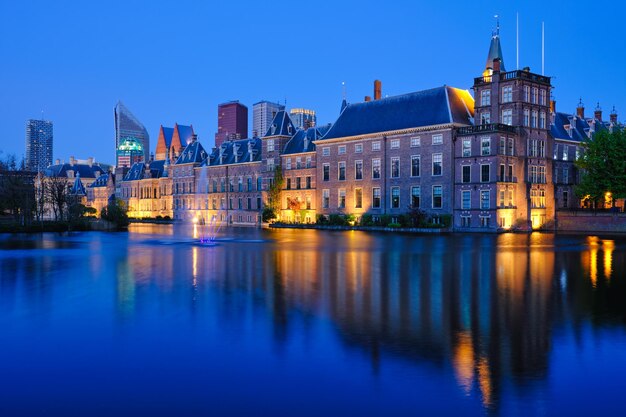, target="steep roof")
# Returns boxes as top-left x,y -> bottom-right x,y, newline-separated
283,127 -> 324,155
44,163 -> 106,179
122,160 -> 167,181
265,110 -> 296,137
204,138 -> 262,166
160,126 -> 174,148
175,124 -> 195,146
89,172 -> 112,188
551,112 -> 590,142
321,86 -> 474,140
69,175 -> 86,196
175,141 -> 208,165
485,34 -> 506,71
